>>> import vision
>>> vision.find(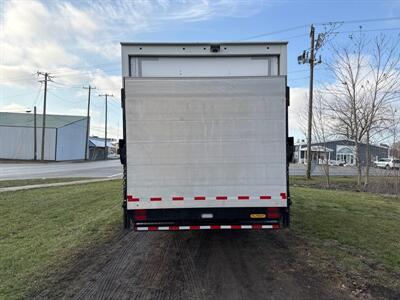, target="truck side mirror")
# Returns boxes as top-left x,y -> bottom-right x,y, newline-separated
287,137 -> 294,162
